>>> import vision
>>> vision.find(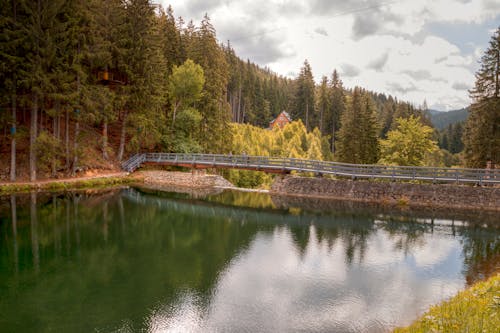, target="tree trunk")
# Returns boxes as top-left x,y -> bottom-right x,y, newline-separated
331,120 -> 336,154
102,120 -> 109,160
11,195 -> 19,274
172,102 -> 179,128
39,108 -> 43,131
319,105 -> 324,134
495,49 -> 499,98
237,85 -> 242,123
305,102 -> 309,131
65,109 -> 70,169
118,113 -> 127,161
52,109 -> 57,177
30,192 -> 39,273
10,93 -> 16,181
72,120 -> 79,176
30,94 -> 38,182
